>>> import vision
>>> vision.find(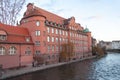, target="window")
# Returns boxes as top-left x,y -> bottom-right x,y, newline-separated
35,50 -> 40,54
26,37 -> 30,42
48,45 -> 51,52
52,37 -> 54,42
56,46 -> 59,51
45,20 -> 49,25
56,37 -> 58,42
59,30 -> 61,35
47,36 -> 50,42
63,31 -> 64,35
52,28 -> 54,33
0,46 -> 6,55
60,38 -> 62,42
35,30 -> 40,36
36,21 -> 40,26
35,41 -> 40,46
66,31 -> 68,36
25,47 -> 31,55
47,27 -> 50,33
0,30 -> 7,41
52,45 -> 54,52
0,35 -> 7,40
56,29 -> 58,34
48,55 -> 50,60
9,46 -> 17,55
